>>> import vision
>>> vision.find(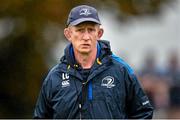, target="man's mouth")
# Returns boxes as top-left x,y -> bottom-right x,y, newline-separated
81,44 -> 90,47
